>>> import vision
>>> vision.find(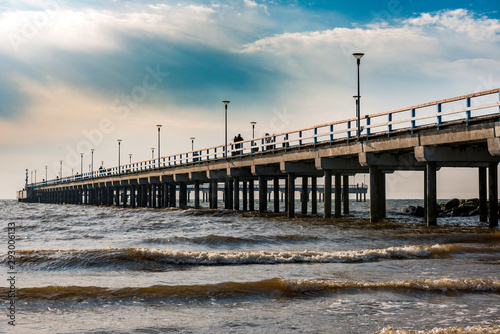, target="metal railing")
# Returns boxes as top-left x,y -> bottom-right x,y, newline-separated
29,88 -> 500,188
